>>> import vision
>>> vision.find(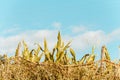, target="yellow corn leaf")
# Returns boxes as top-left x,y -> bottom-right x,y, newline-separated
44,38 -> 48,52
51,48 -> 55,61
32,49 -> 43,63
56,51 -> 60,60
22,41 -> 30,60
102,45 -> 111,60
63,40 -> 72,51
34,43 -> 42,56
79,54 -> 89,64
104,47 -> 111,60
92,46 -> 95,54
57,31 -> 62,49
3,54 -> 7,59
63,51 -> 70,65
44,51 -> 51,62
86,53 -> 95,64
56,51 -> 64,62
29,49 -> 34,61
38,52 -> 44,62
70,48 -> 76,59
61,41 -> 64,48
52,48 -> 55,55
15,42 -> 21,57
50,54 -> 54,62
23,40 -> 28,49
